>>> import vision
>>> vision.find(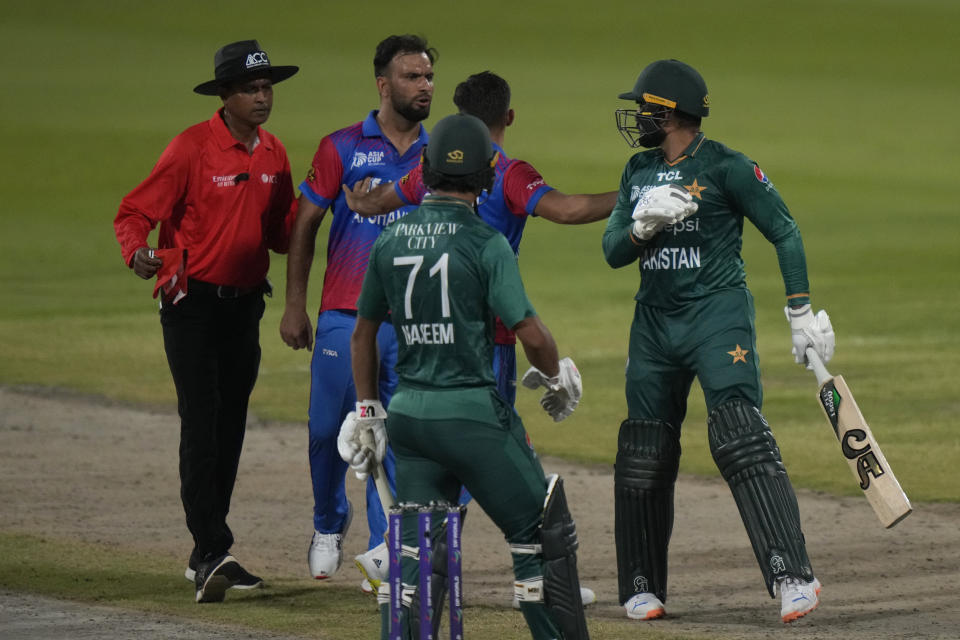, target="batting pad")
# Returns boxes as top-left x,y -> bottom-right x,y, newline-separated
708,399 -> 815,595
614,418 -> 680,605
